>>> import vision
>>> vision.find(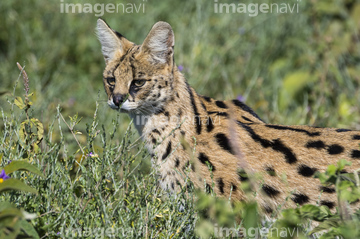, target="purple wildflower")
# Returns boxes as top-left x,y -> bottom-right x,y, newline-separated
237,95 -> 245,102
0,169 -> 10,183
178,65 -> 184,72
87,152 -> 98,158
